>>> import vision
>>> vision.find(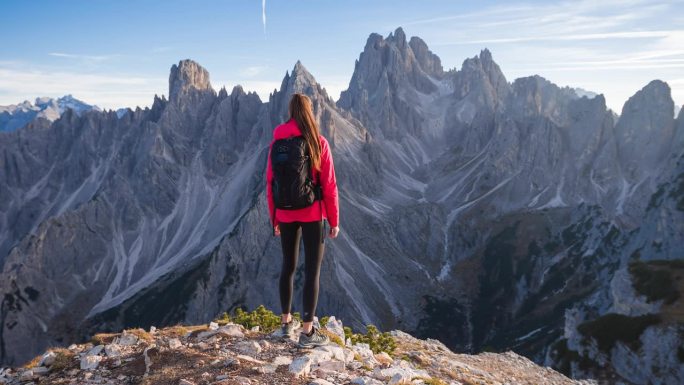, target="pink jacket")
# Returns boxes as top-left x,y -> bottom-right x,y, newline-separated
266,118 -> 339,228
